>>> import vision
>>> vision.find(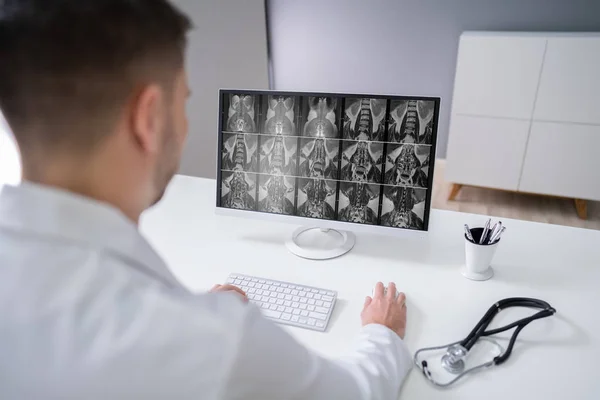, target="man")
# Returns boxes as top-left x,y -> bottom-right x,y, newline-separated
0,1 -> 411,399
